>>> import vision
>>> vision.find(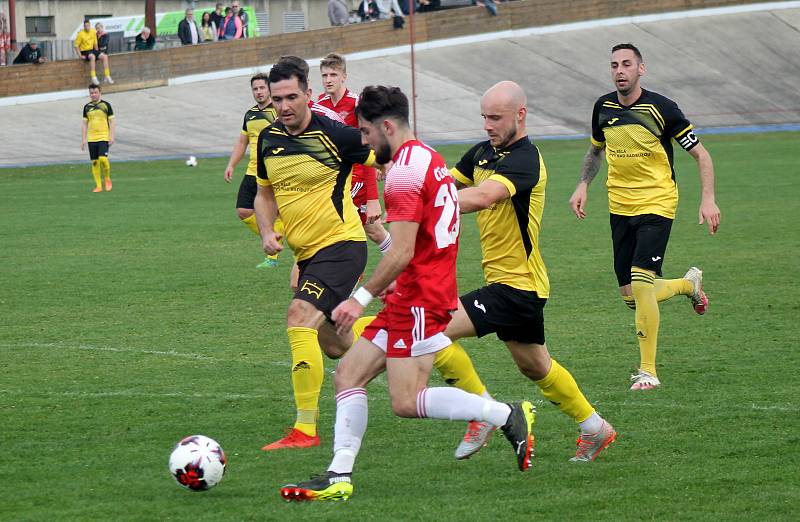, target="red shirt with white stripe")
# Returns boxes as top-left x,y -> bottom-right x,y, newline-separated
384,140 -> 460,310
317,89 -> 359,127
309,100 -> 345,124
317,89 -> 378,199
